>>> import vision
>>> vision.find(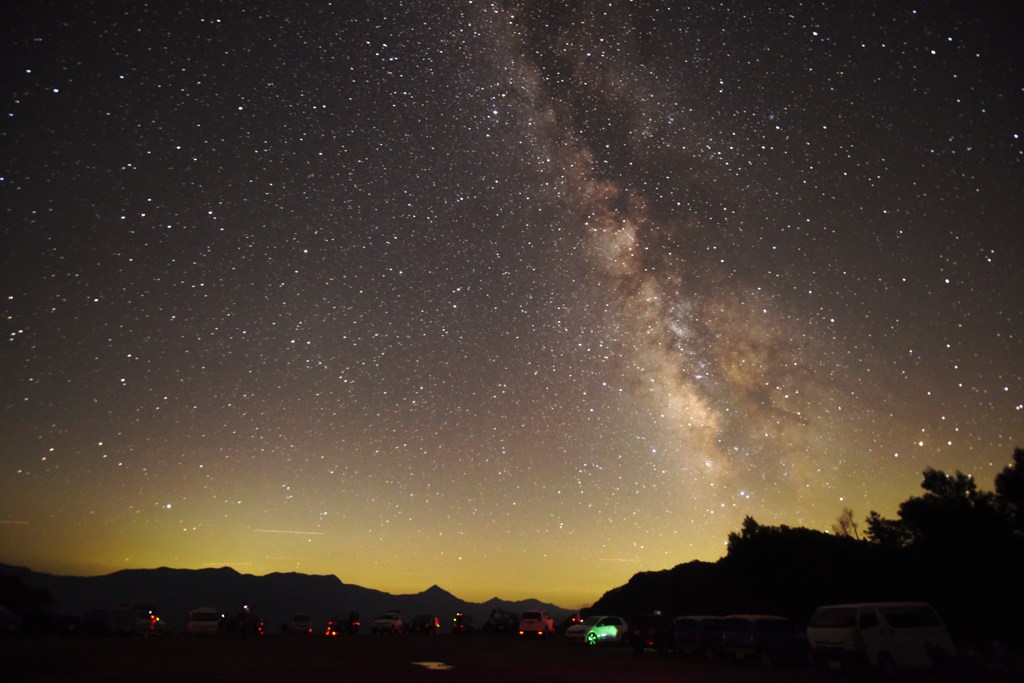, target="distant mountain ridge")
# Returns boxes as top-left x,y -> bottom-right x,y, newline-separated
0,563 -> 574,633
